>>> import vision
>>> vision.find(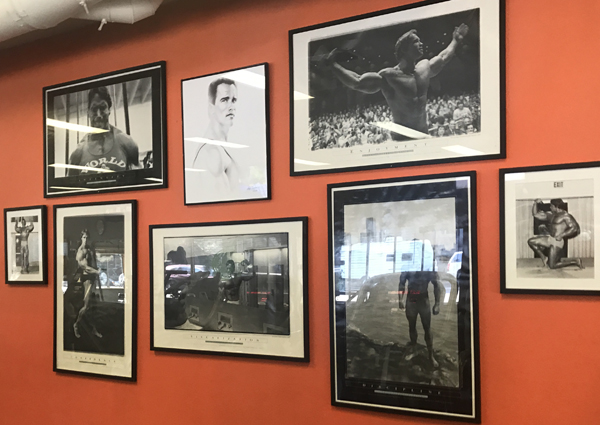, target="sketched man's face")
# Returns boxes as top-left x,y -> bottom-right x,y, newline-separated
211,83 -> 237,130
